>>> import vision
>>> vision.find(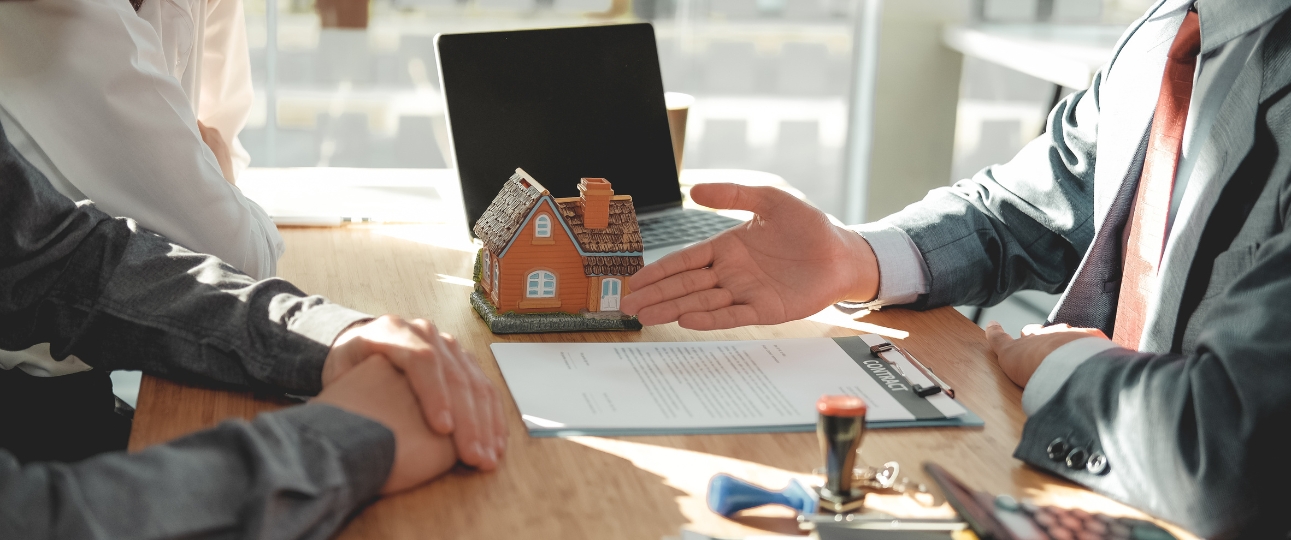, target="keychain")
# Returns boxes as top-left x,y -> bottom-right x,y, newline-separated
706,395 -> 958,533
